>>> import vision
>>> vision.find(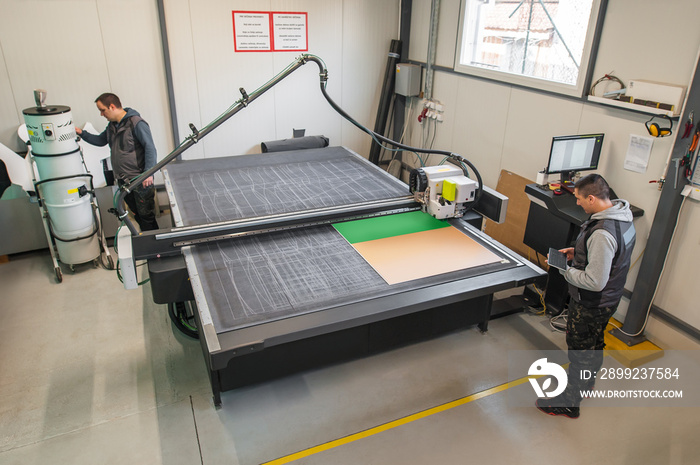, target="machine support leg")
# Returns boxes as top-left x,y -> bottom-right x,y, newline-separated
211,373 -> 222,408
478,294 -> 494,333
